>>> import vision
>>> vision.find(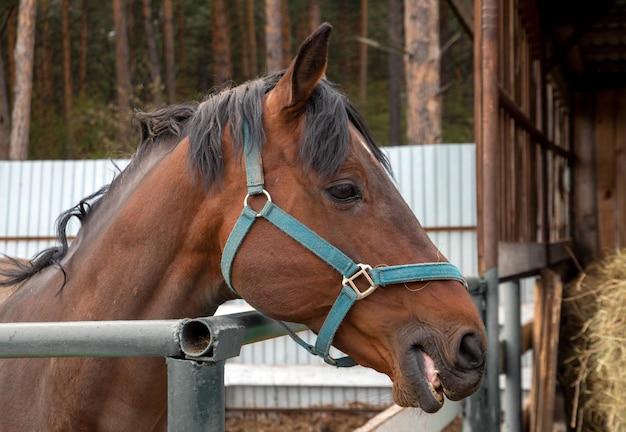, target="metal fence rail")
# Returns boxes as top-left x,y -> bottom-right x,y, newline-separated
0,311 -> 306,432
